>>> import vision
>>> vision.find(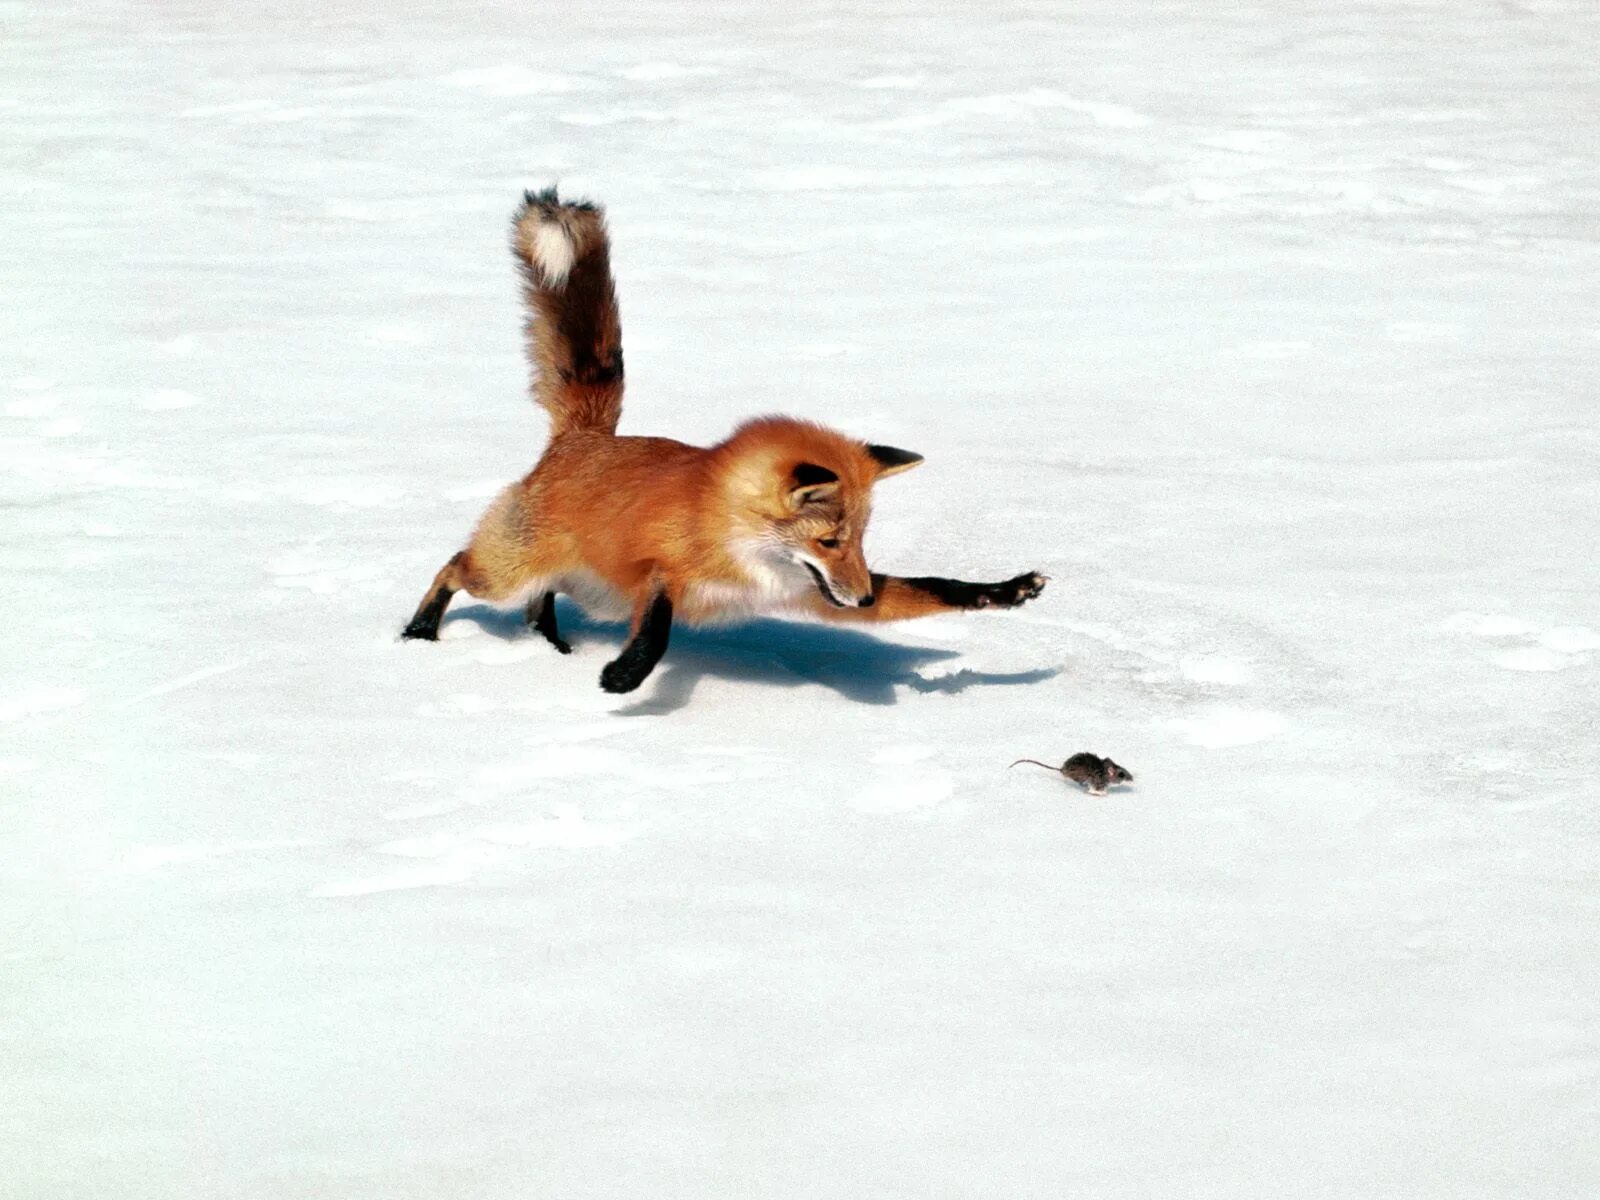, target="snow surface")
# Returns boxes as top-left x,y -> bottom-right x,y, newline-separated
5,0 -> 1600,1196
